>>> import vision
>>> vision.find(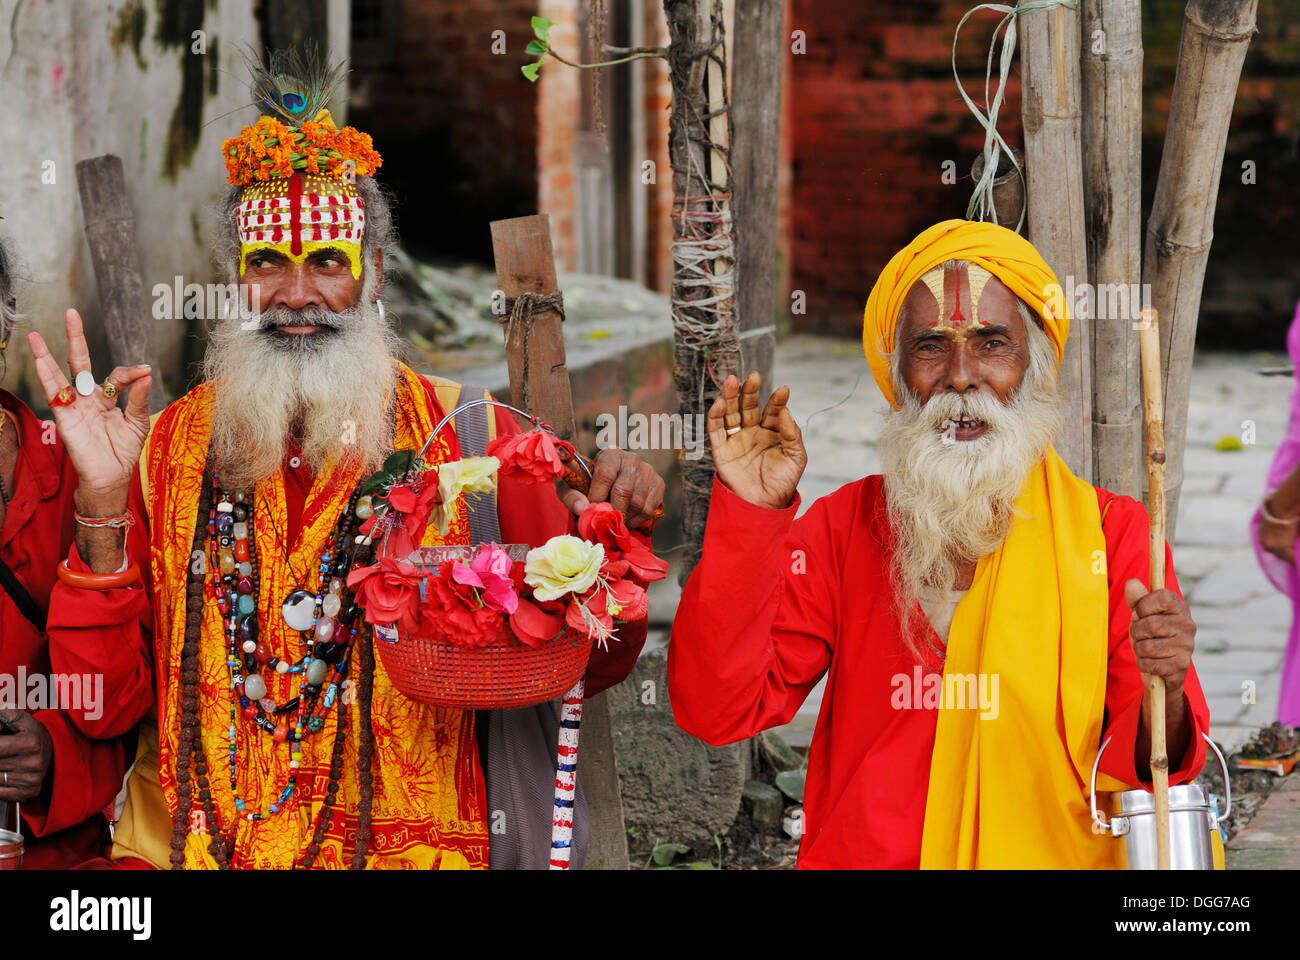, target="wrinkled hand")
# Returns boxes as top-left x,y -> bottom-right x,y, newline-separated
25,310 -> 153,502
1125,578 -> 1196,699
1256,512 -> 1298,568
558,448 -> 665,529
707,372 -> 807,510
0,711 -> 53,803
